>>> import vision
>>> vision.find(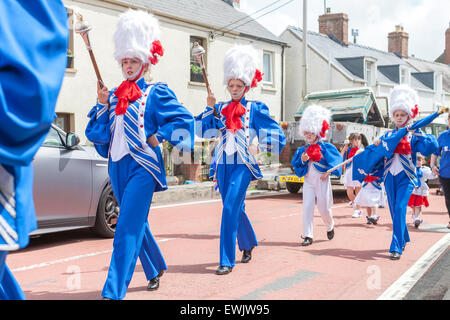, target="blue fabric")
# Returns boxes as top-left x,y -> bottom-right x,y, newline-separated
0,0 -> 68,167
0,0 -> 68,258
195,97 -> 286,181
434,130 -> 450,178
384,171 -> 414,255
291,142 -> 343,178
216,153 -> 258,268
353,113 -> 439,183
86,80 -> 194,191
0,251 -> 25,300
102,155 -> 167,300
